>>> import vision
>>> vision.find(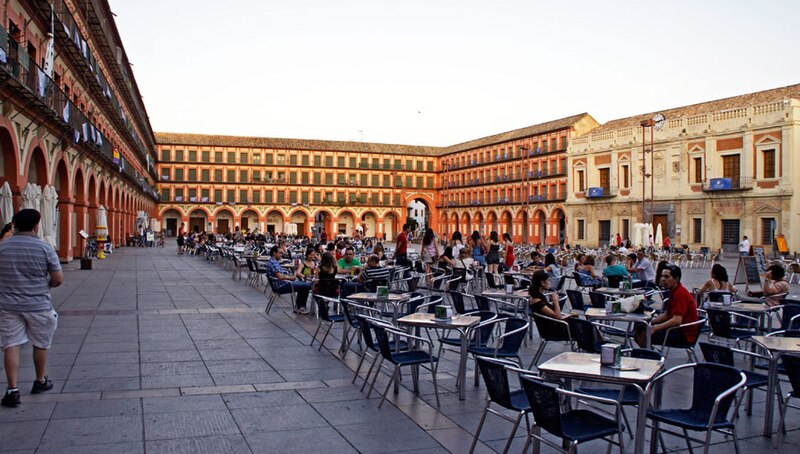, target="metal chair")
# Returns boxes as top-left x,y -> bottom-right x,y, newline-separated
468,317 -> 529,385
698,342 -> 769,420
776,354 -> 800,448
706,308 -> 757,347
646,362 -> 746,454
309,294 -> 345,351
265,275 -> 295,314
529,313 -> 572,367
655,317 -> 707,361
565,289 -> 586,312
468,357 -> 532,454
520,374 -> 625,454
